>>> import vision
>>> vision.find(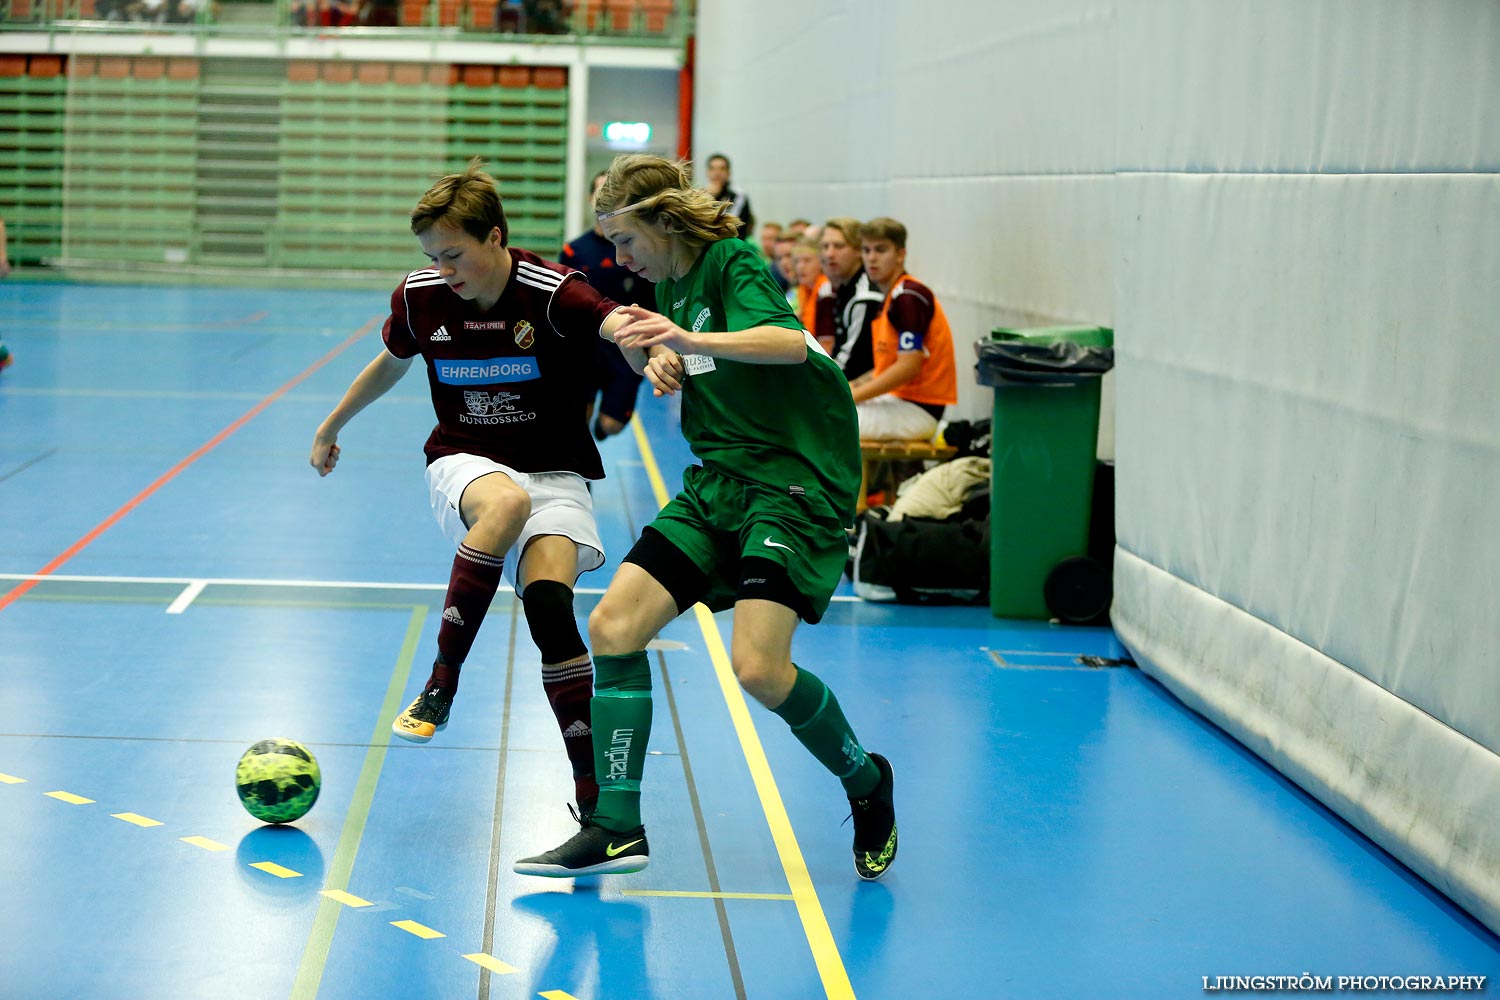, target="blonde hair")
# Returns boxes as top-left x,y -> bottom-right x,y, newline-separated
411,158 -> 509,245
861,216 -> 907,250
595,154 -> 741,248
822,217 -> 863,248
791,238 -> 820,257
